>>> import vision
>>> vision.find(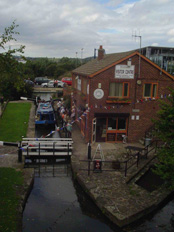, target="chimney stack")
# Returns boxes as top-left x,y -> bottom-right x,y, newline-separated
98,45 -> 105,60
